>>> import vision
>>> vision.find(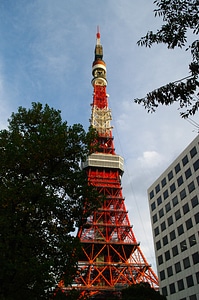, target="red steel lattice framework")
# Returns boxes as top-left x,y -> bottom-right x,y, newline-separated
62,29 -> 159,298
